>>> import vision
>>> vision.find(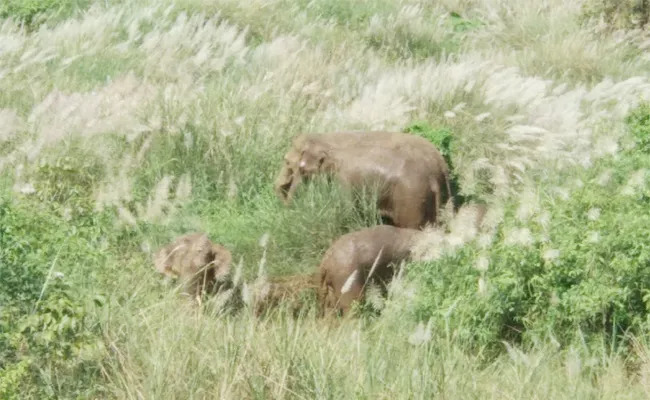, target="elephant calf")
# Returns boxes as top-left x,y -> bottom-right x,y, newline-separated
274,131 -> 453,229
153,232 -> 233,302
317,224 -> 423,317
